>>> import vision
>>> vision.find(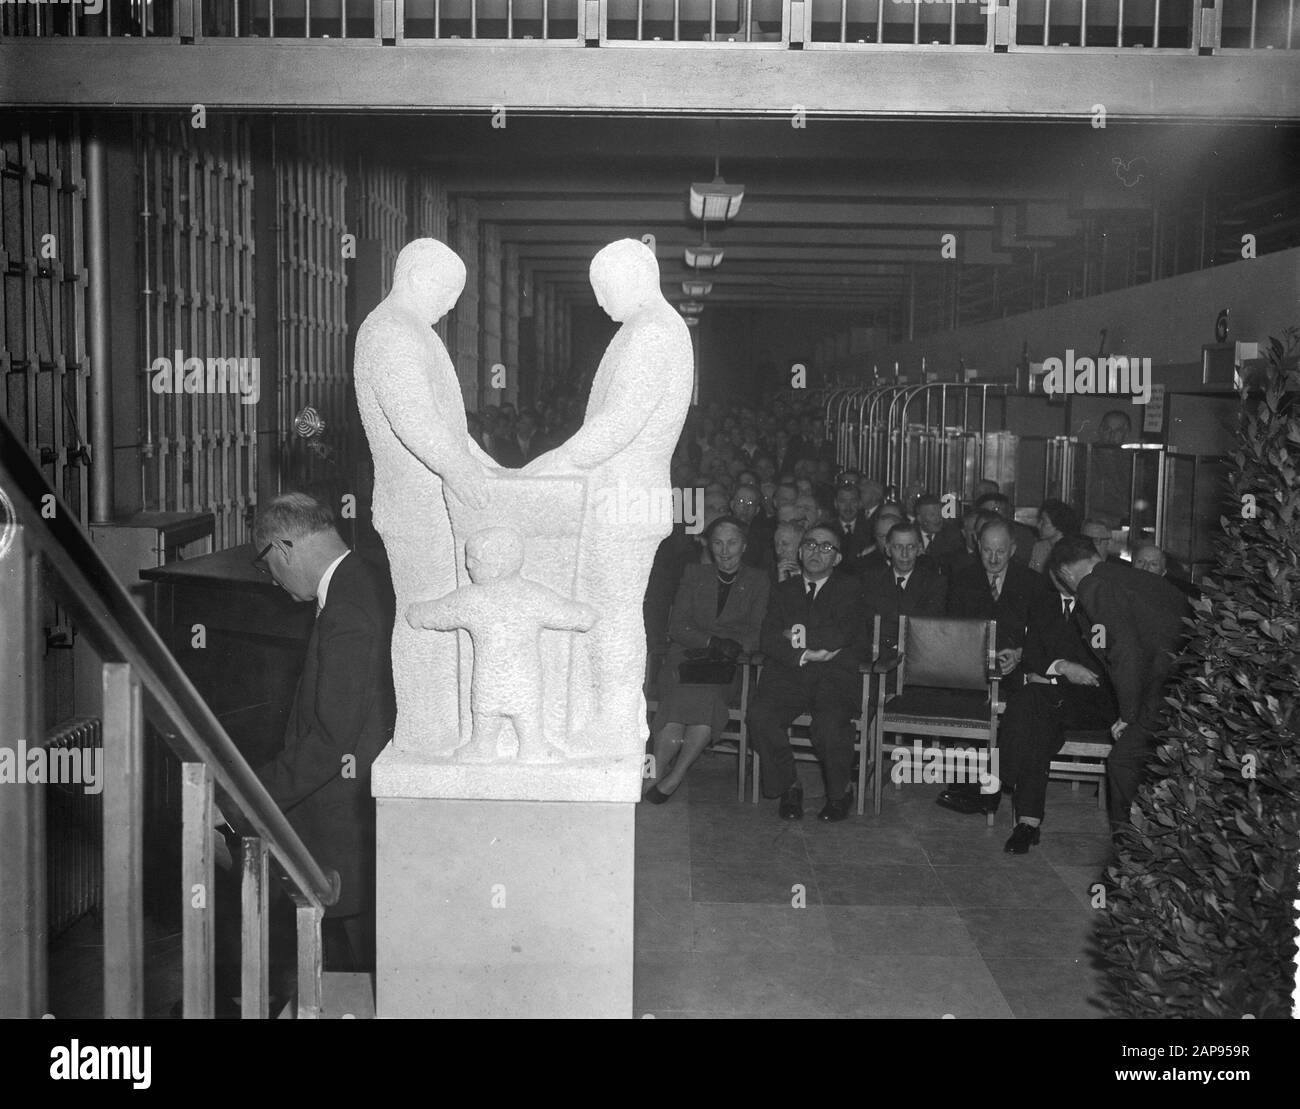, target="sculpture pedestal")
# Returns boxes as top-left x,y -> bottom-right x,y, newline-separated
372,744 -> 635,1019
